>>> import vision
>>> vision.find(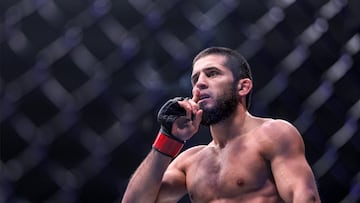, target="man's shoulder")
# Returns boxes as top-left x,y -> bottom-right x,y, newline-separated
175,145 -> 207,160
258,118 -> 297,134
255,118 -> 305,153
182,145 -> 208,155
171,145 -> 208,168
